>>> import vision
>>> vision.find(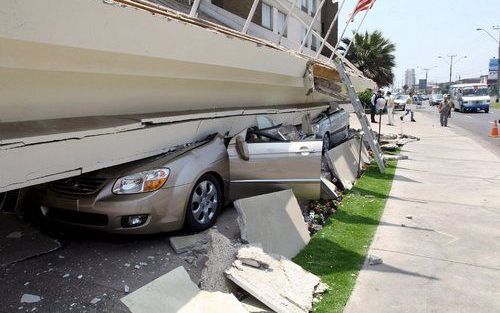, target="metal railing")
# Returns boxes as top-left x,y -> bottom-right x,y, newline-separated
188,0 -> 350,68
